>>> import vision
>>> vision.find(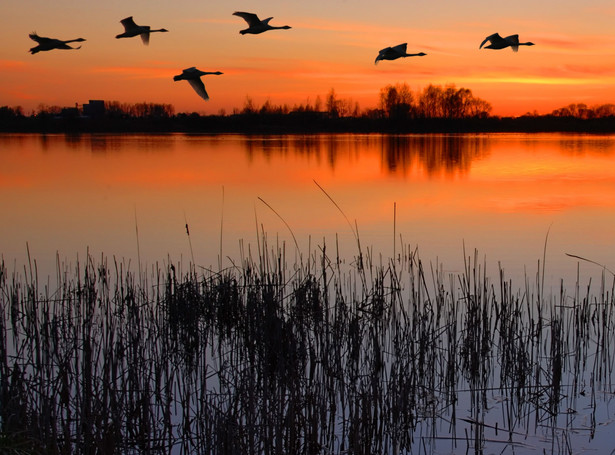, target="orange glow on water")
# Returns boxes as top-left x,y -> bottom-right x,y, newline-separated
2,133 -> 615,291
